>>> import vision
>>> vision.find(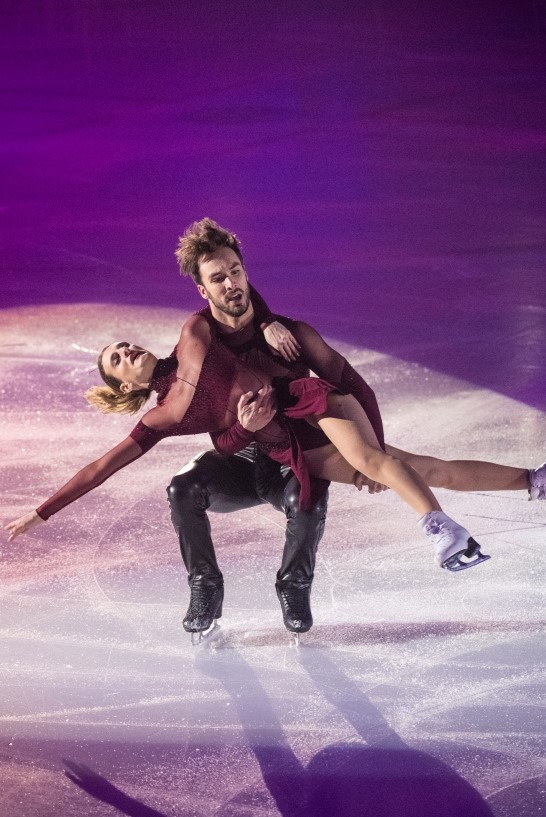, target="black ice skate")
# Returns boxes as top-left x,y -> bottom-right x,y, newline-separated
183,578 -> 224,645
276,582 -> 313,646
